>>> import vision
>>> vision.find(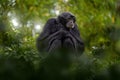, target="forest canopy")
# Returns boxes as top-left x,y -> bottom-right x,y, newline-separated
0,0 -> 120,80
